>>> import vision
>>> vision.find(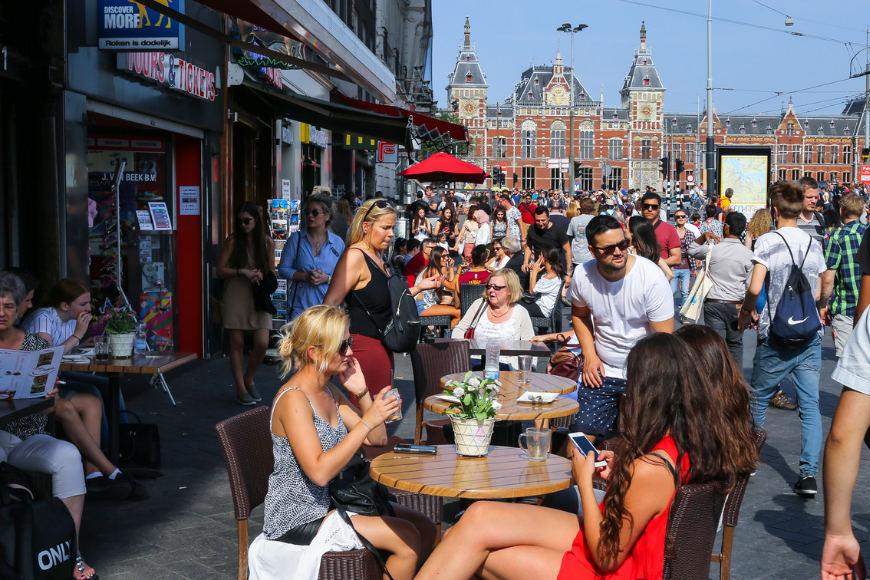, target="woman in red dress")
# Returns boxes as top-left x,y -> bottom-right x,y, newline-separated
415,332 -> 758,580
